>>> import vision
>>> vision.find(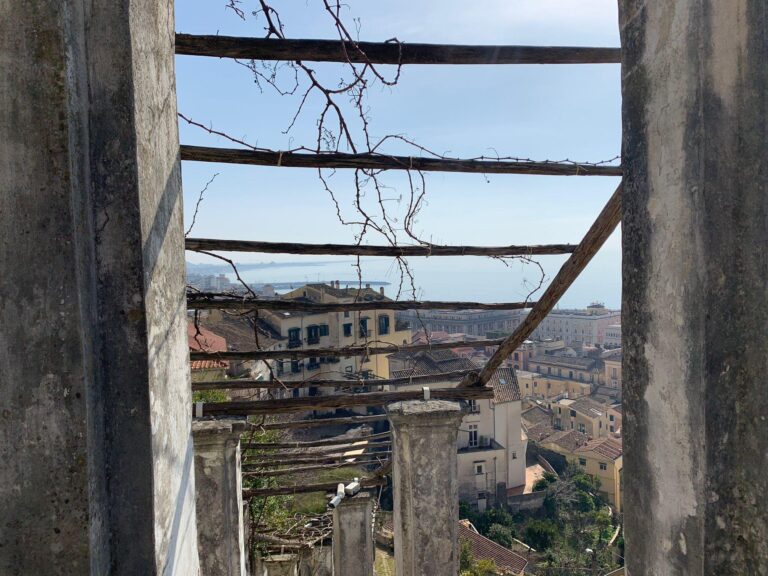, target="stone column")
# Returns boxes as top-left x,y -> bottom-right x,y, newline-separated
0,1 -> 197,574
387,400 -> 464,576
332,491 -> 374,576
192,418 -> 247,576
620,1 -> 768,574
